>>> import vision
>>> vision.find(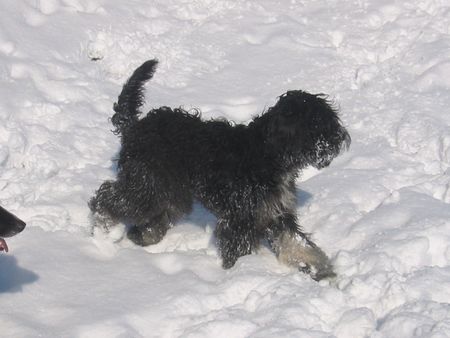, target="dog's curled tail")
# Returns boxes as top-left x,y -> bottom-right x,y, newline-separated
111,59 -> 158,135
